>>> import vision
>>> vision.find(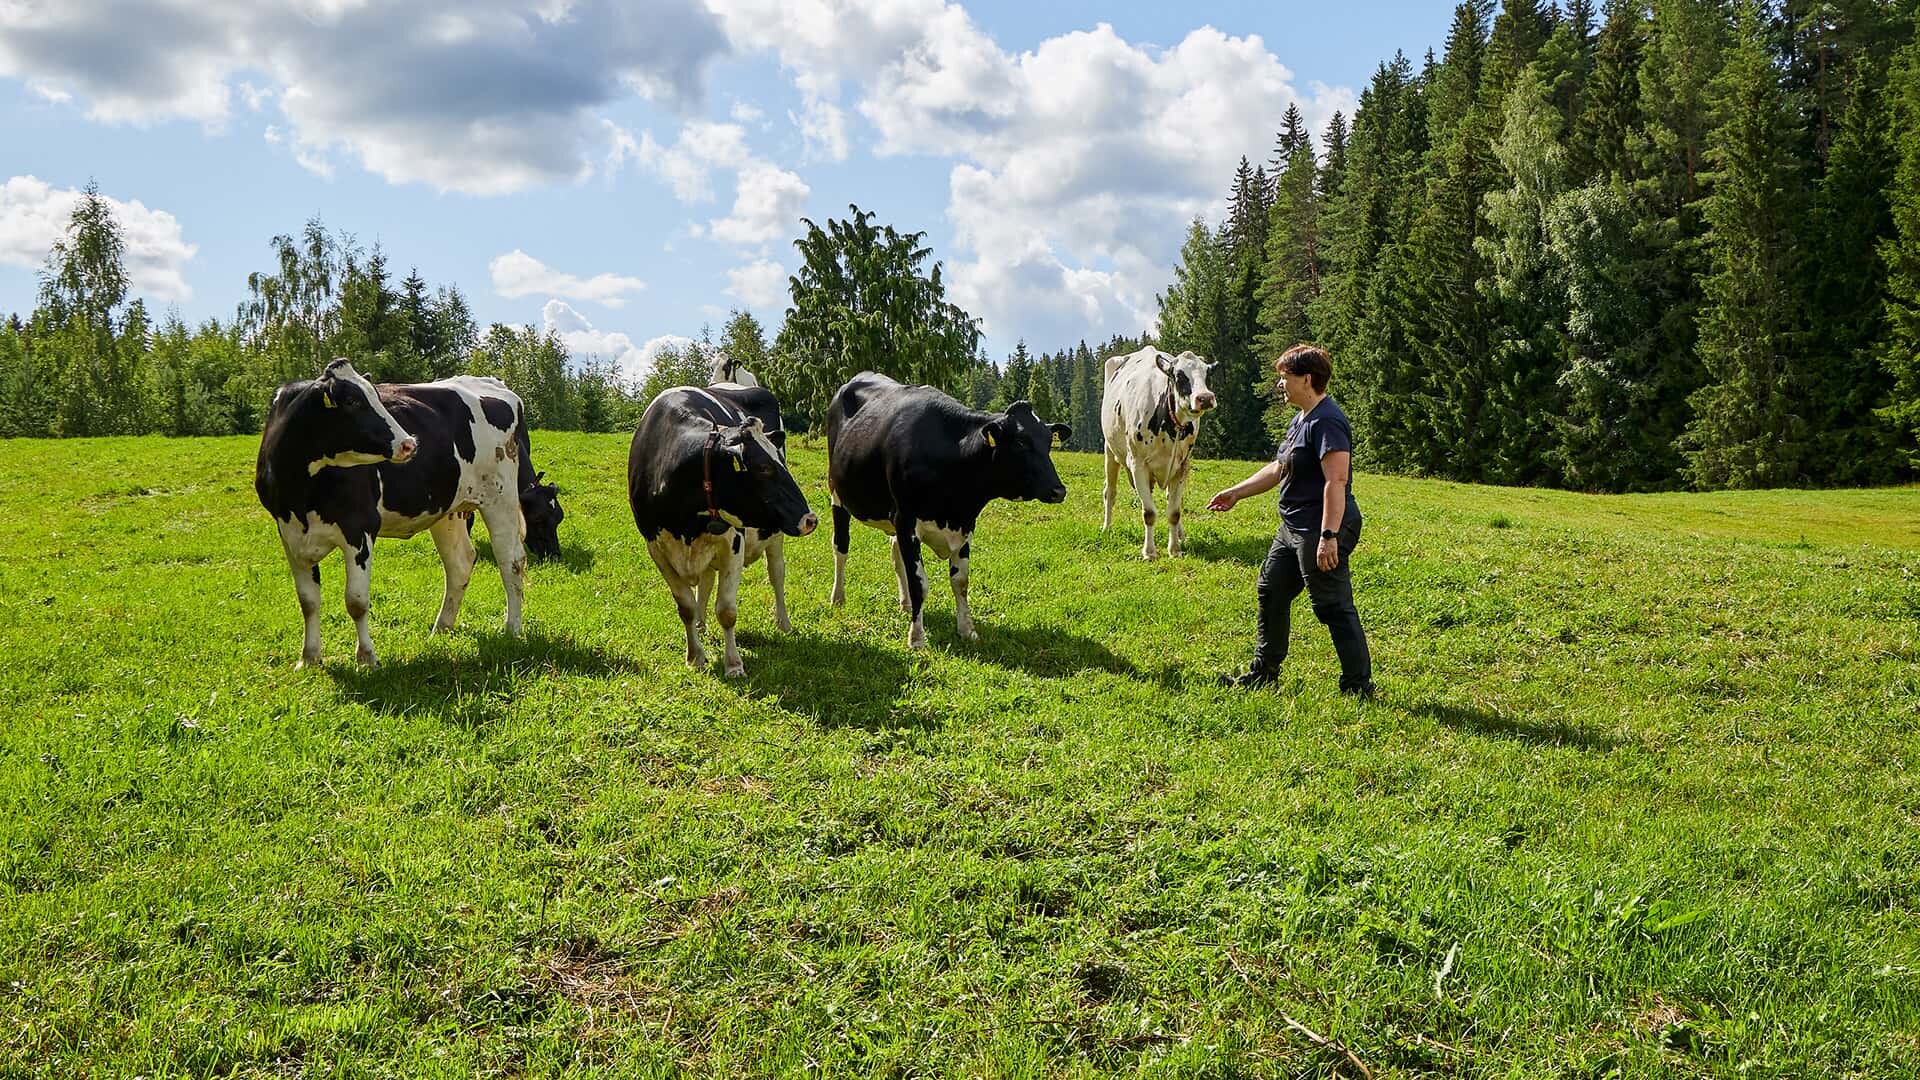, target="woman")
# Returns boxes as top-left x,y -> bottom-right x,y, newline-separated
1207,344 -> 1374,696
